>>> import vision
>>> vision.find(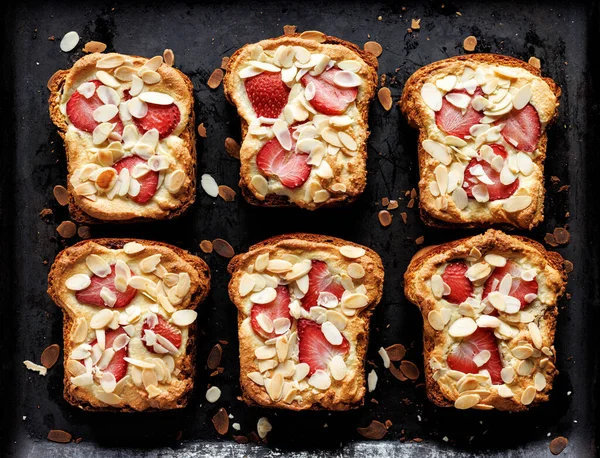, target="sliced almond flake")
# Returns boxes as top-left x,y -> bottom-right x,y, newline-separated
484,254 -> 507,267
90,309 -> 114,329
528,322 -> 543,349
517,359 -> 534,376
308,369 -> 331,390
205,386 -> 221,403
171,310 -> 197,327
165,170 -> 185,194
339,245 -> 365,259
333,71 -> 361,88
77,81 -> 97,99
65,274 -> 91,291
473,350 -> 491,367
445,92 -> 471,109
448,317 -> 477,338
23,360 -> 47,376
422,139 -> 452,165
128,97 -> 148,118
517,152 -> 534,176
92,122 -> 114,145
427,310 -> 445,331
141,70 -> 162,84
321,322 -> 343,345
520,385 -> 537,405
377,347 -> 391,368
60,31 -> 79,52
497,384 -> 514,398
436,74 -> 457,92
139,254 -> 161,273
465,262 -> 491,282
455,393 -> 480,409
500,366 -> 515,384
503,195 -> 532,213
421,83 -> 442,111
329,355 -> 347,381
534,372 -> 547,391
452,187 -> 469,210
139,91 -> 174,105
